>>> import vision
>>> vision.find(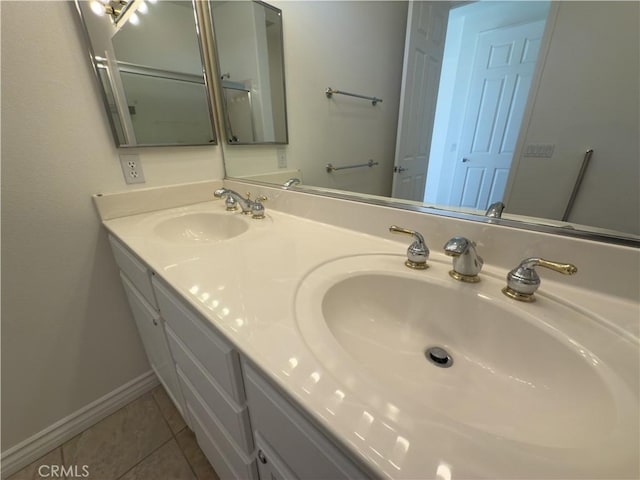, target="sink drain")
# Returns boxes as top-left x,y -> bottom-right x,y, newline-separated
425,346 -> 453,368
